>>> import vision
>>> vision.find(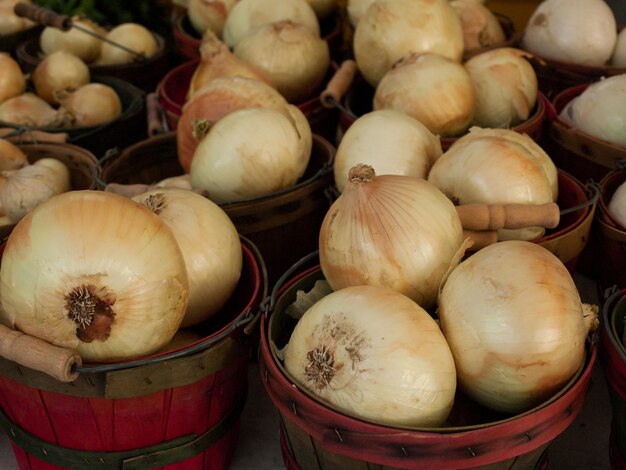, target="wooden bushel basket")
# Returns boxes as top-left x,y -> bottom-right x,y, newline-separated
258,255 -> 597,470
0,237 -> 266,470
